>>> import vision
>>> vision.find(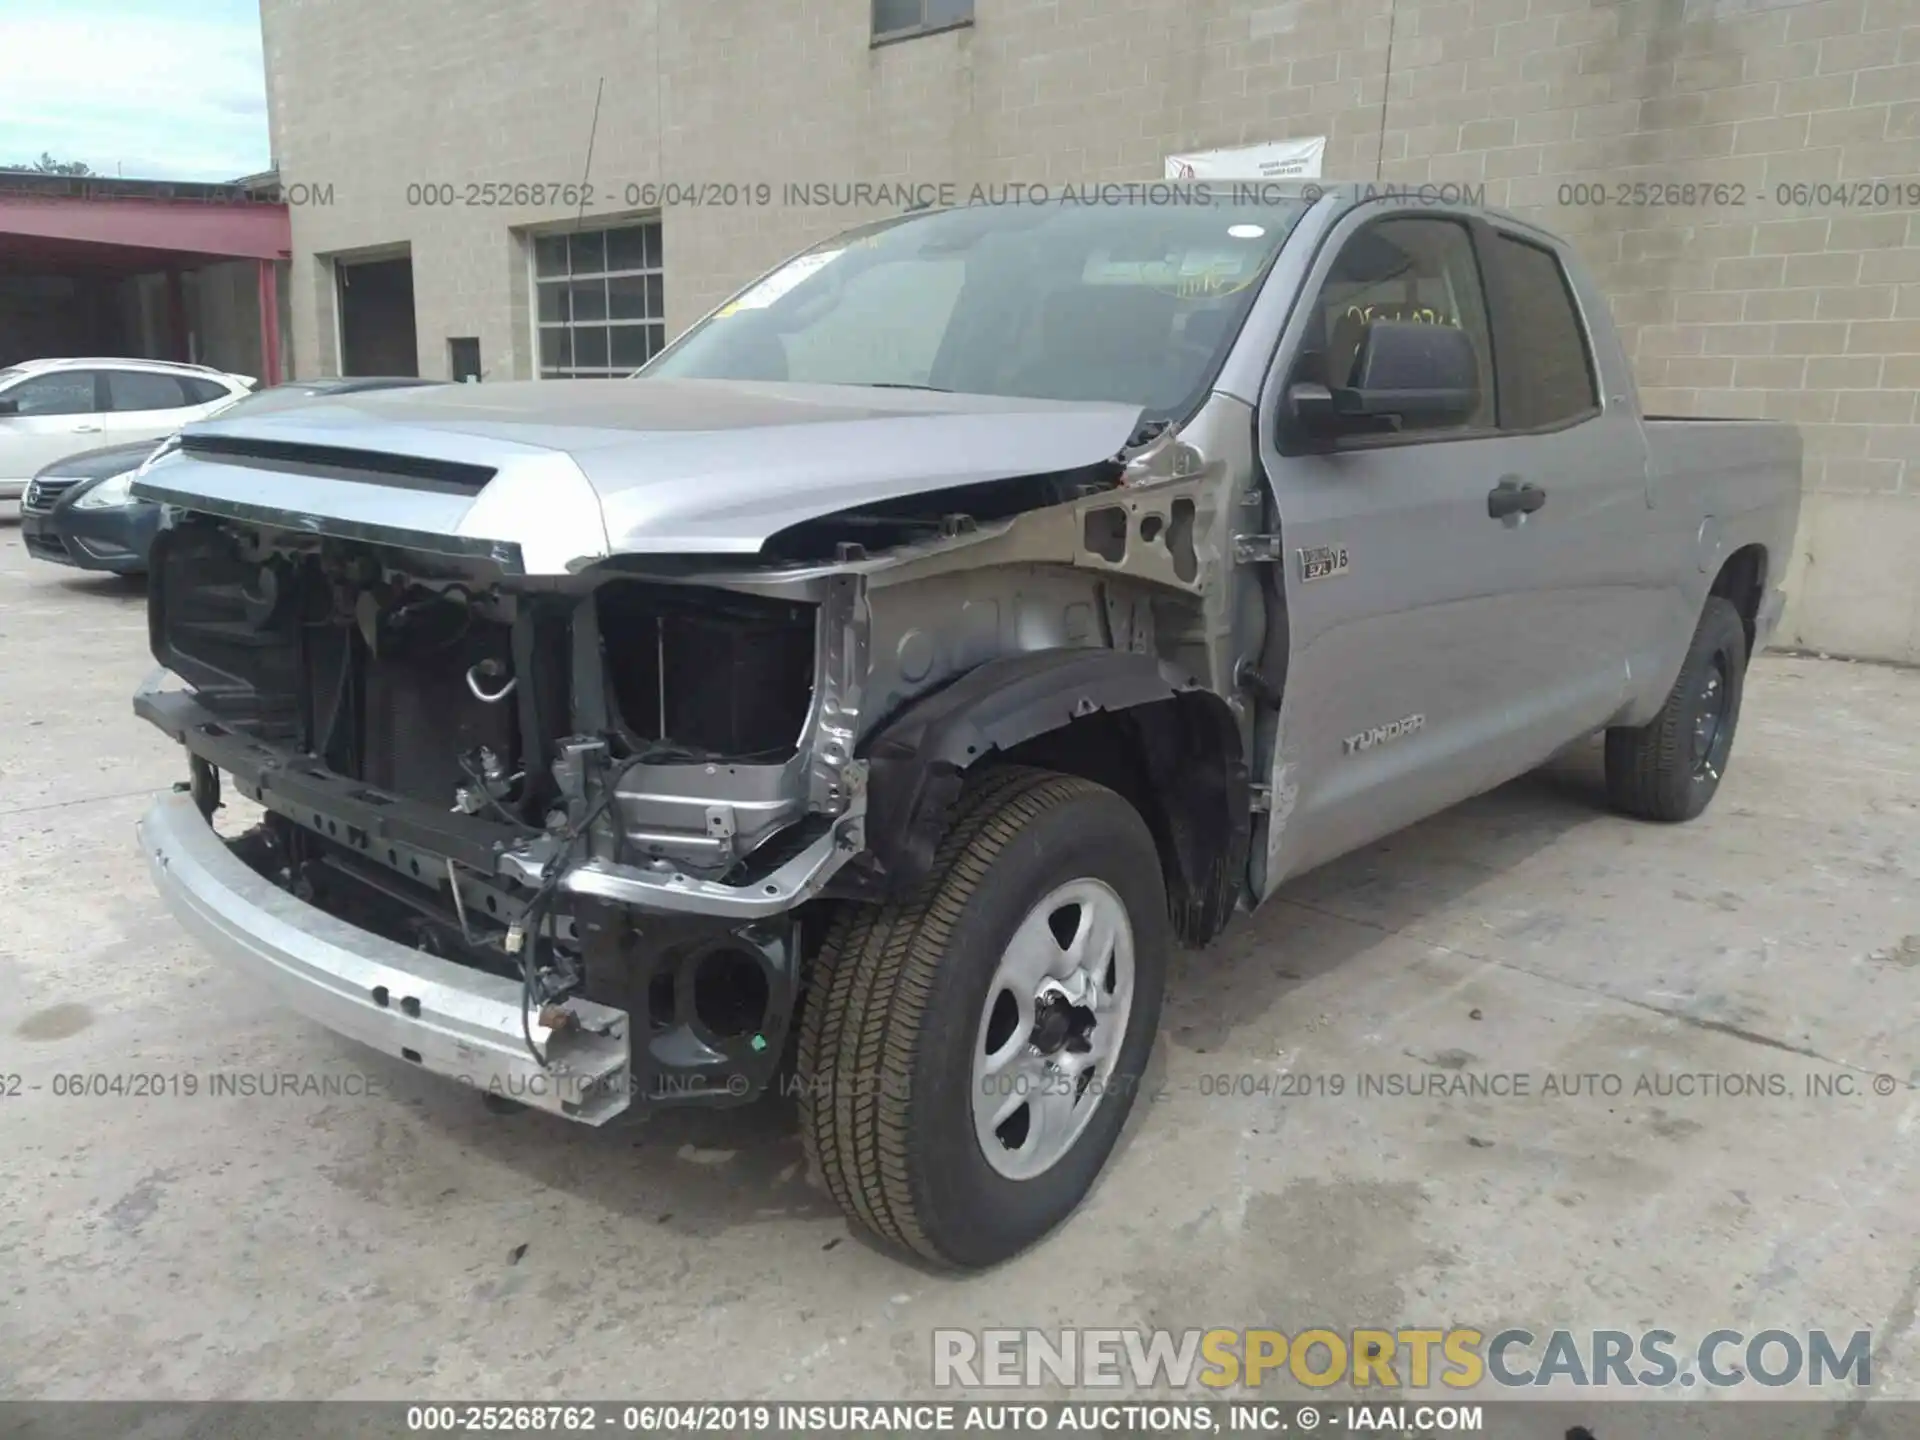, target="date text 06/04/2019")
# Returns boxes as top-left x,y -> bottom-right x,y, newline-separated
1558,180 -> 1920,209
401,1401 -> 1486,1433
